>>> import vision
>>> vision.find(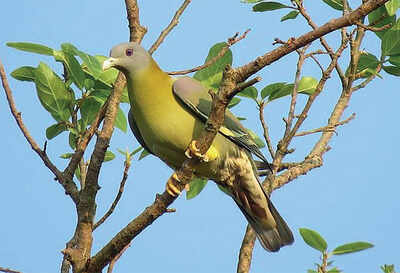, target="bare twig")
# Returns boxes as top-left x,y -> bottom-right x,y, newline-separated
0,60 -> 79,204
259,101 -> 275,158
93,160 -> 132,230
168,30 -> 250,75
125,0 -> 147,43
0,267 -> 21,273
149,0 -> 192,54
107,243 -> 131,273
355,21 -> 392,32
295,113 -> 356,137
